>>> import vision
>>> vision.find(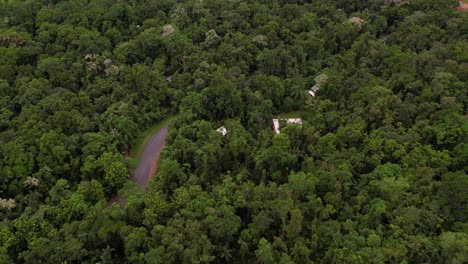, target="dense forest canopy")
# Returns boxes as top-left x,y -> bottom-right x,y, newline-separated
0,0 -> 467,263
